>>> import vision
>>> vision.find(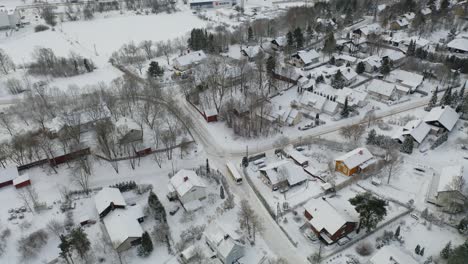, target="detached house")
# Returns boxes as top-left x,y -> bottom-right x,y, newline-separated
335,148 -> 376,176
168,169 -> 207,211
94,187 -> 127,218
435,166 -> 468,213
369,245 -> 418,264
300,91 -> 339,116
173,50 -> 207,71
304,198 -> 359,244
361,55 -> 381,73
271,36 -> 287,51
259,160 -> 308,191
424,106 -> 460,133
204,222 -> 245,264
393,119 -> 431,147
291,50 -> 320,68
240,46 -> 262,61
